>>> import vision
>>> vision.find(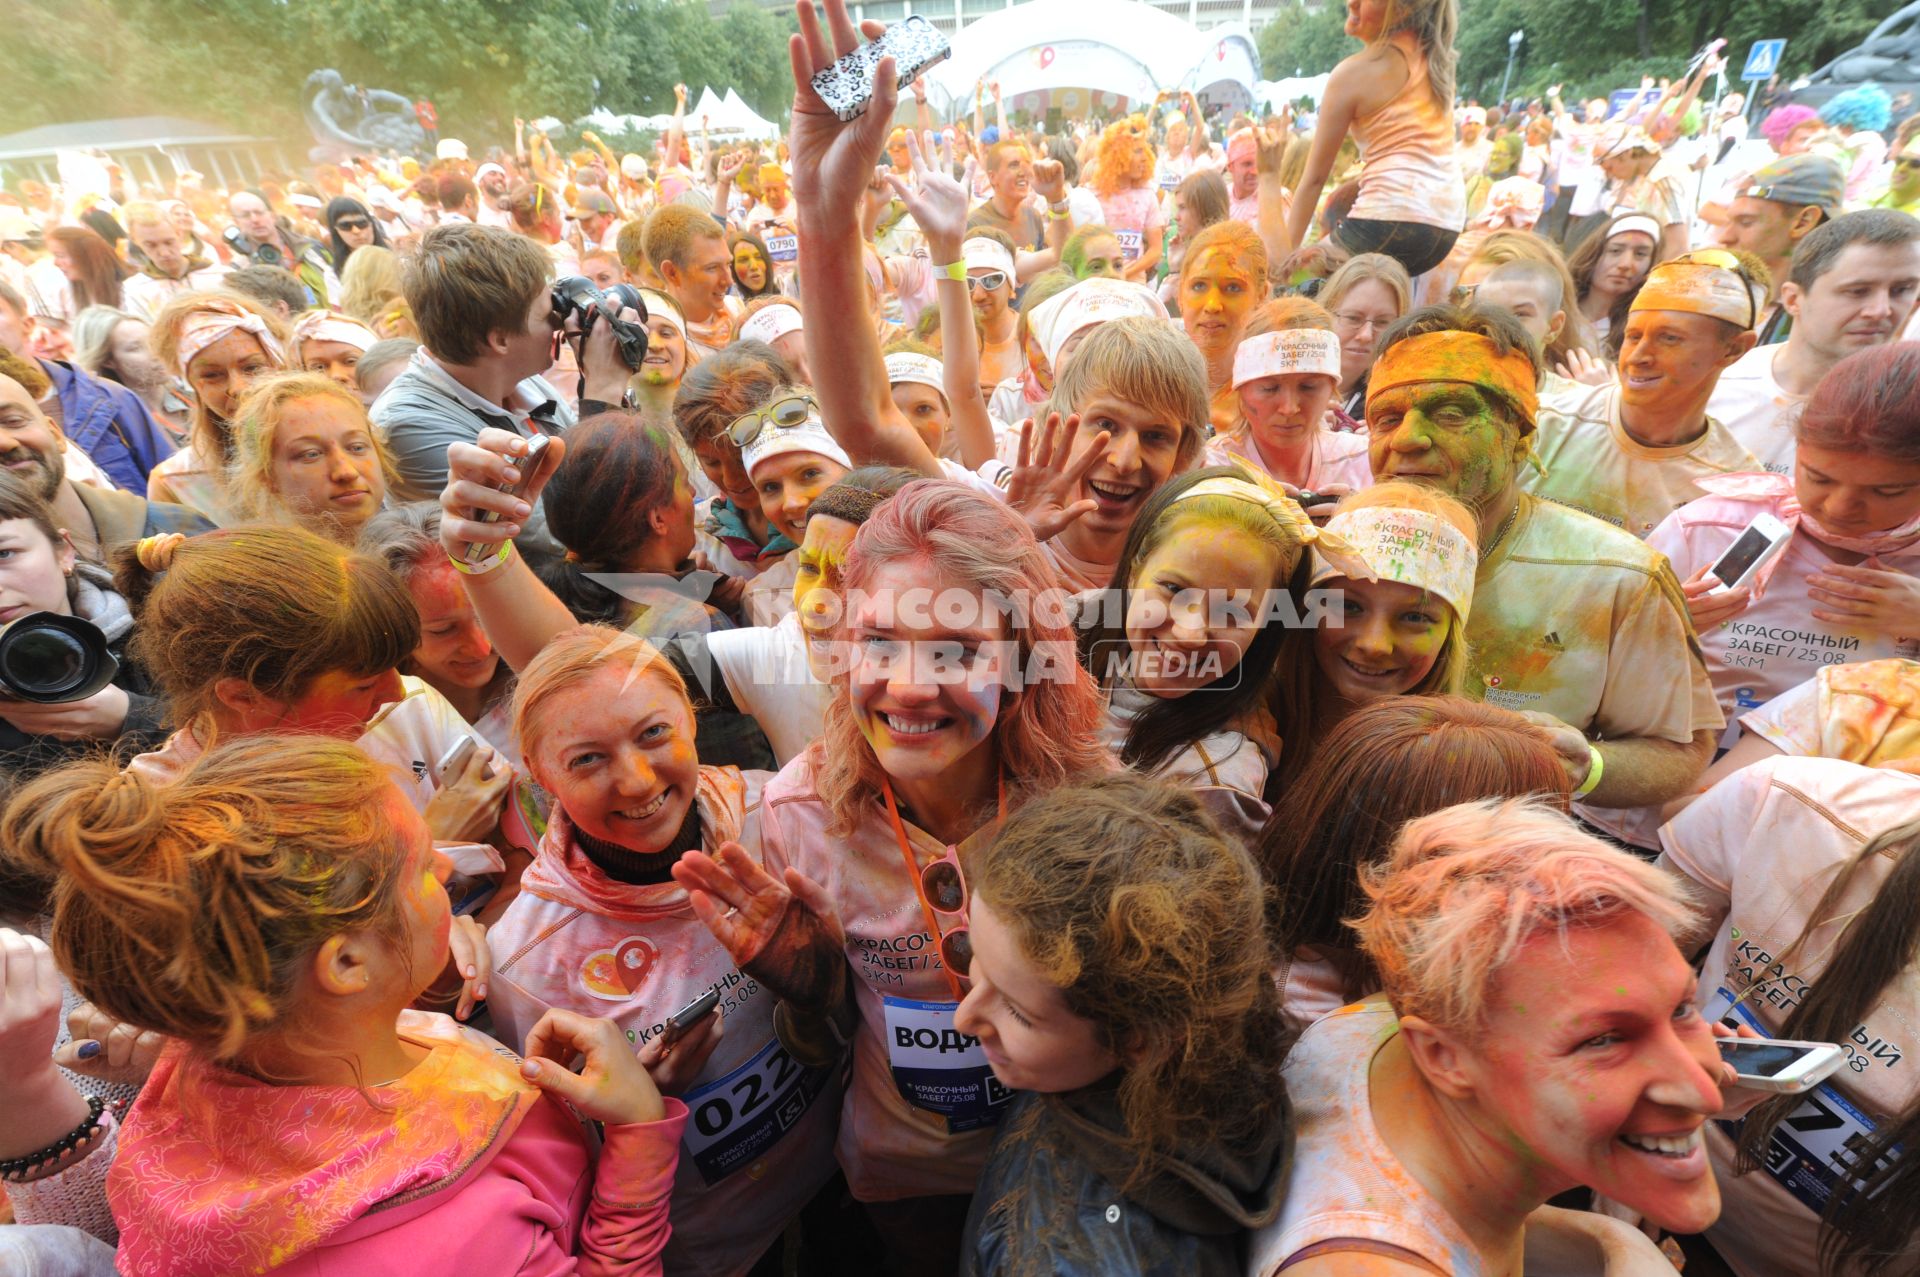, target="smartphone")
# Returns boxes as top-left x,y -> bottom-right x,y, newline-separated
461,433 -> 552,566
810,15 -> 952,123
1707,512 -> 1792,594
1718,1036 -> 1846,1094
434,734 -> 480,784
659,988 -> 721,1049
